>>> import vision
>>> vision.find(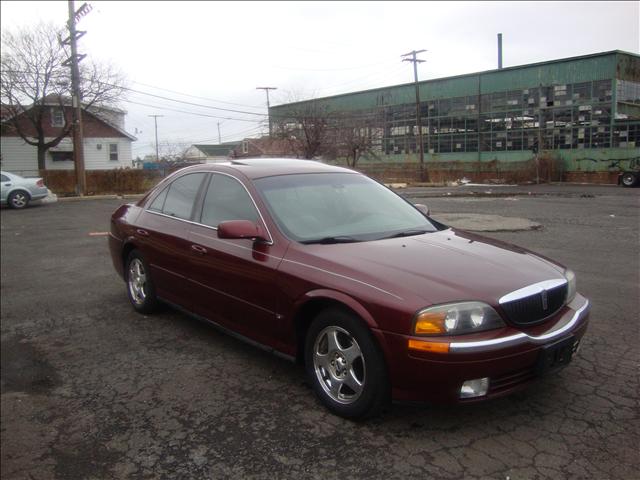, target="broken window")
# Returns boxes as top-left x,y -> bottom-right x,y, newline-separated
593,80 -> 612,102
572,82 -> 591,102
466,134 -> 478,152
617,80 -> 640,104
